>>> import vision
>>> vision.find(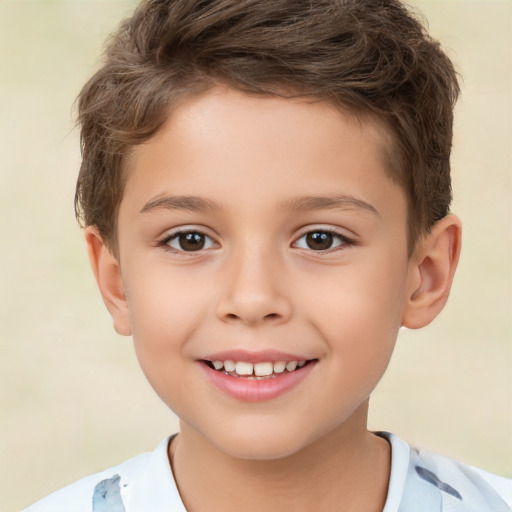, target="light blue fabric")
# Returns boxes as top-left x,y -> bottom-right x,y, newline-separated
23,433 -> 511,512
379,432 -> 512,512
398,445 -> 511,512
92,475 -> 126,512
